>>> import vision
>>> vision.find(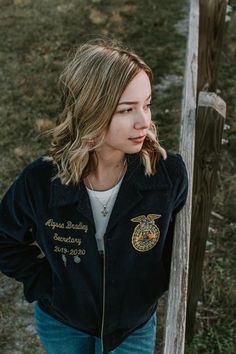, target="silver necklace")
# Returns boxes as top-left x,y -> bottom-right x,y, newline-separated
87,160 -> 127,217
